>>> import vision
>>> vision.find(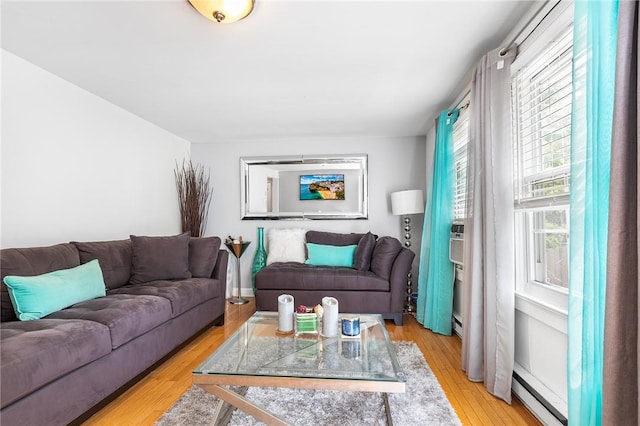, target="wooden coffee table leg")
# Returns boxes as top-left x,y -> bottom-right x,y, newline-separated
383,393 -> 394,426
209,398 -> 224,426
199,384 -> 290,426
210,386 -> 249,425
